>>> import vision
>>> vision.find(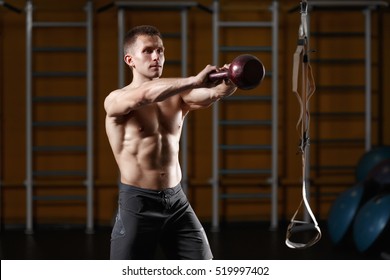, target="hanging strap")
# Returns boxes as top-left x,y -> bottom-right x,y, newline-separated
285,0 -> 321,249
